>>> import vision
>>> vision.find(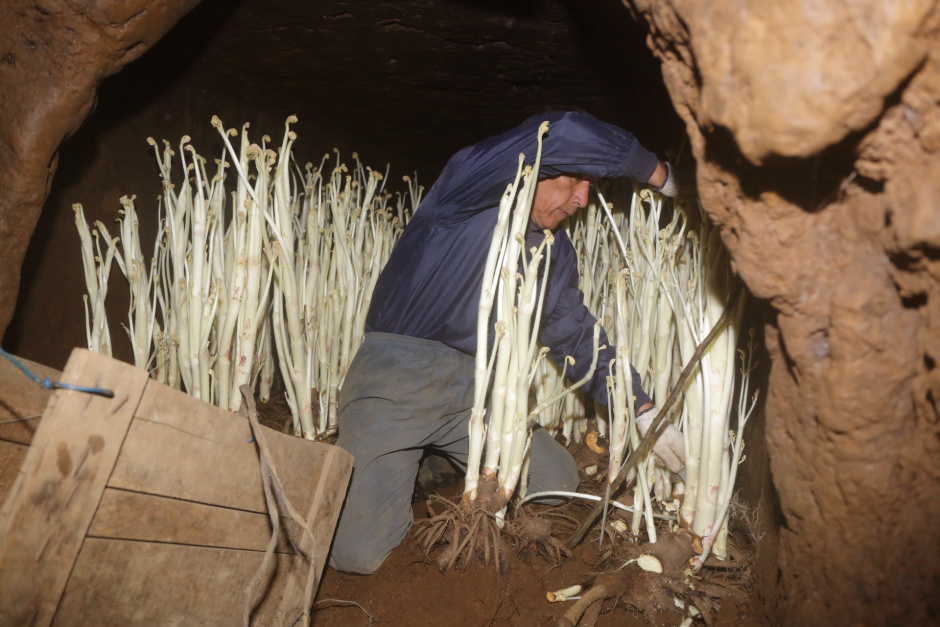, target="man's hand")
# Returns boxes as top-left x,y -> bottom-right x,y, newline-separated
635,406 -> 685,474
653,161 -> 695,200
